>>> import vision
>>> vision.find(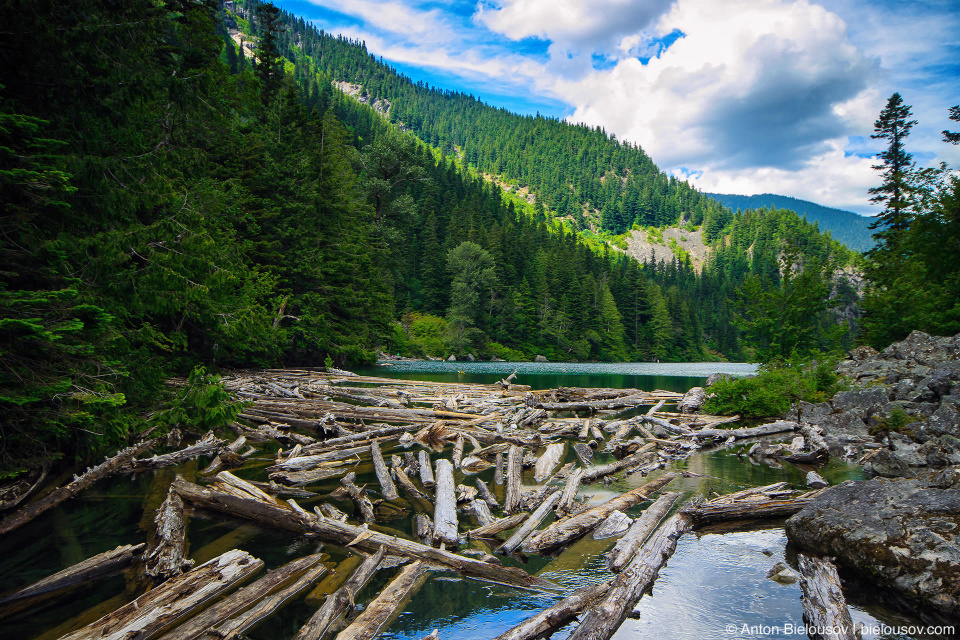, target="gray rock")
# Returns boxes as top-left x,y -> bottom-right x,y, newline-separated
863,448 -> 917,478
705,372 -> 733,387
533,355 -> 548,362
832,388 -> 890,413
446,355 -> 457,362
678,386 -> 705,413
786,476 -> 960,619
847,345 -> 879,361
918,435 -> 960,468
913,401 -> 960,442
766,561 -> 799,585
465,353 -> 476,362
